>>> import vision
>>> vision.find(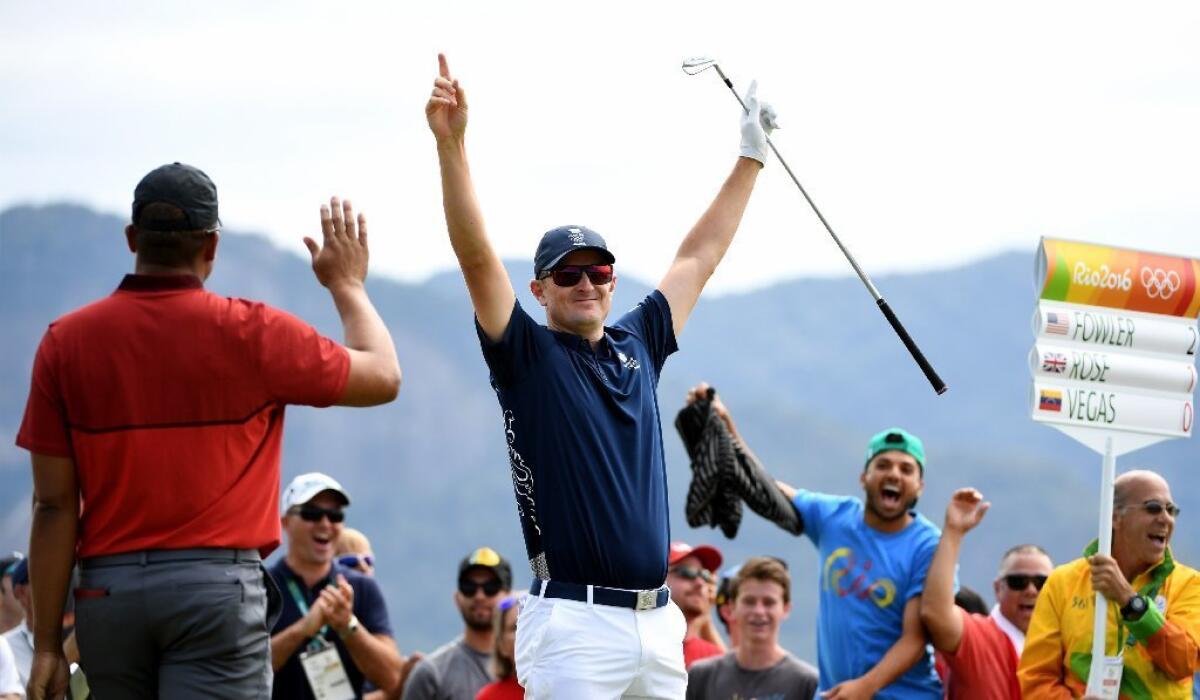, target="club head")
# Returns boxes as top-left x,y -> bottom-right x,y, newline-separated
682,57 -> 717,75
